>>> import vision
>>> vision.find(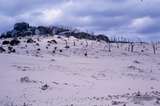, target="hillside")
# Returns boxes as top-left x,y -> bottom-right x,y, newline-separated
0,34 -> 160,106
